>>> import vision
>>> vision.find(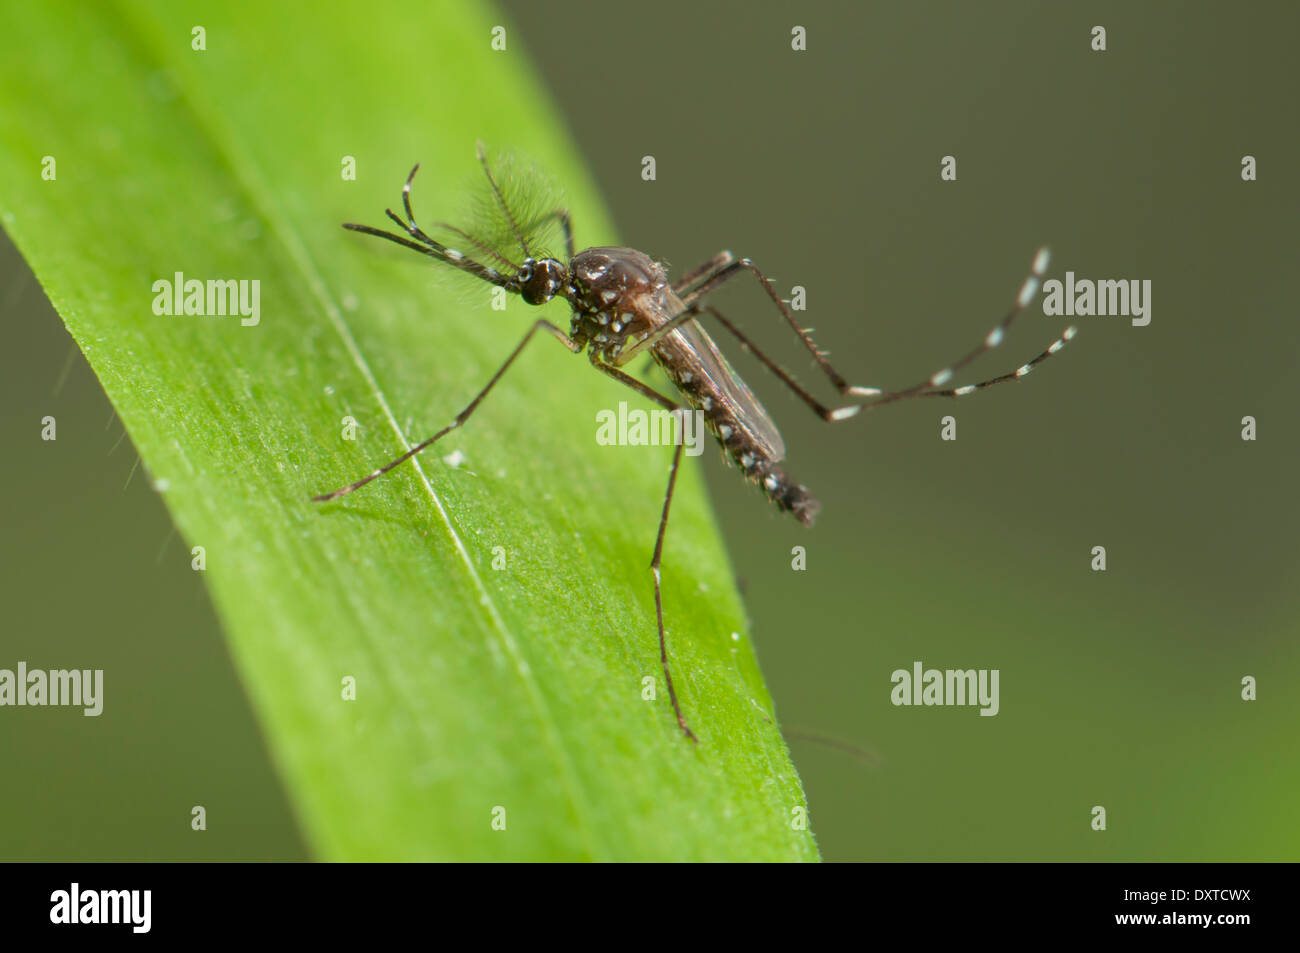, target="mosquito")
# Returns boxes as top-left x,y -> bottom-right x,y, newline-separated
313,144 -> 1078,742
